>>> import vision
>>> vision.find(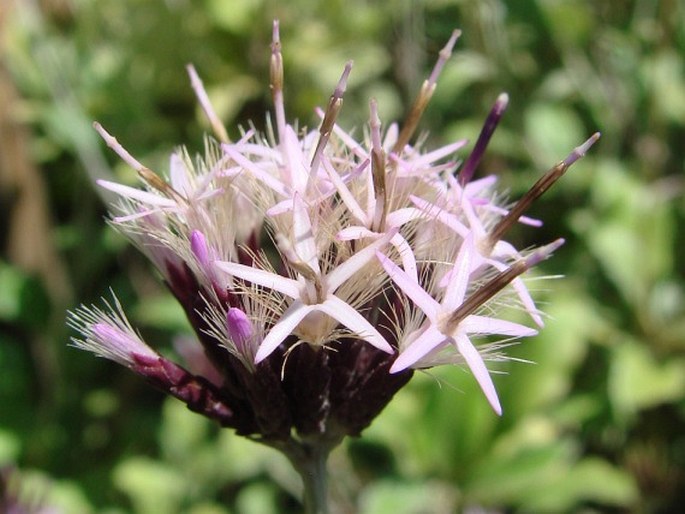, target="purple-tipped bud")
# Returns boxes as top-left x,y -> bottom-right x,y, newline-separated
459,93 -> 509,185
308,62 -> 353,187
90,322 -> 158,366
190,229 -> 211,268
525,238 -> 565,268
226,307 -> 255,354
563,132 -> 601,167
334,61 -> 353,99
428,29 -> 462,87
190,229 -> 225,293
393,29 -> 461,155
